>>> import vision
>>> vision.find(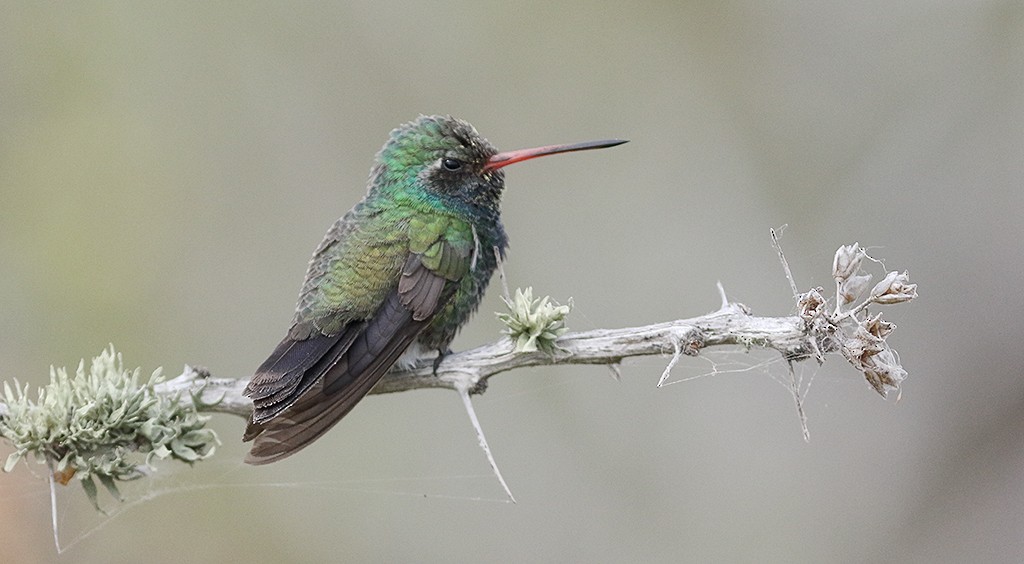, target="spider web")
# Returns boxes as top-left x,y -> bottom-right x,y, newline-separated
1,439 -> 512,555
657,346 -> 823,441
